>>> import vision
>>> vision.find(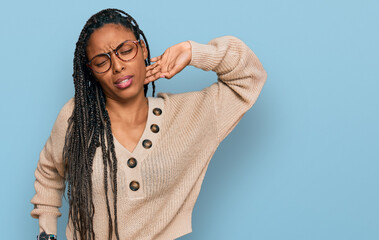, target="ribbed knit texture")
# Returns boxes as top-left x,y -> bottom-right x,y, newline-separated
30,35 -> 267,240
